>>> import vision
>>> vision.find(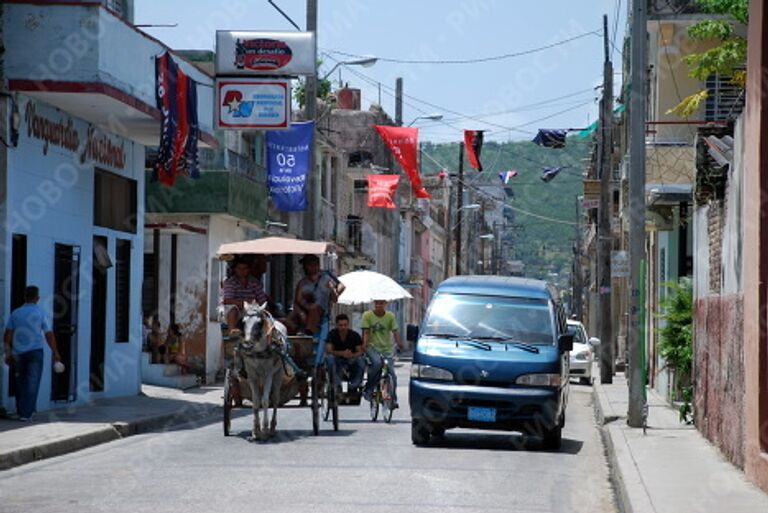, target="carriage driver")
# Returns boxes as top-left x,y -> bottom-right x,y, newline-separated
221,258 -> 268,335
